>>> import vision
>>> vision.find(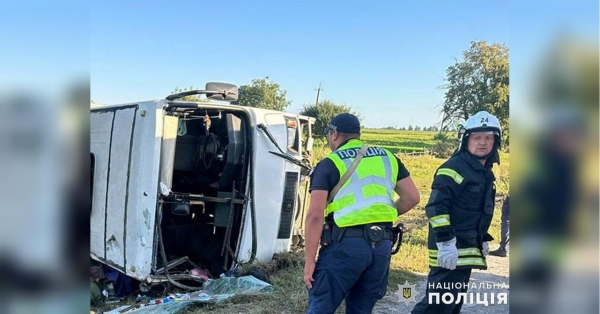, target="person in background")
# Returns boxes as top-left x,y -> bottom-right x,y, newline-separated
490,195 -> 509,257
